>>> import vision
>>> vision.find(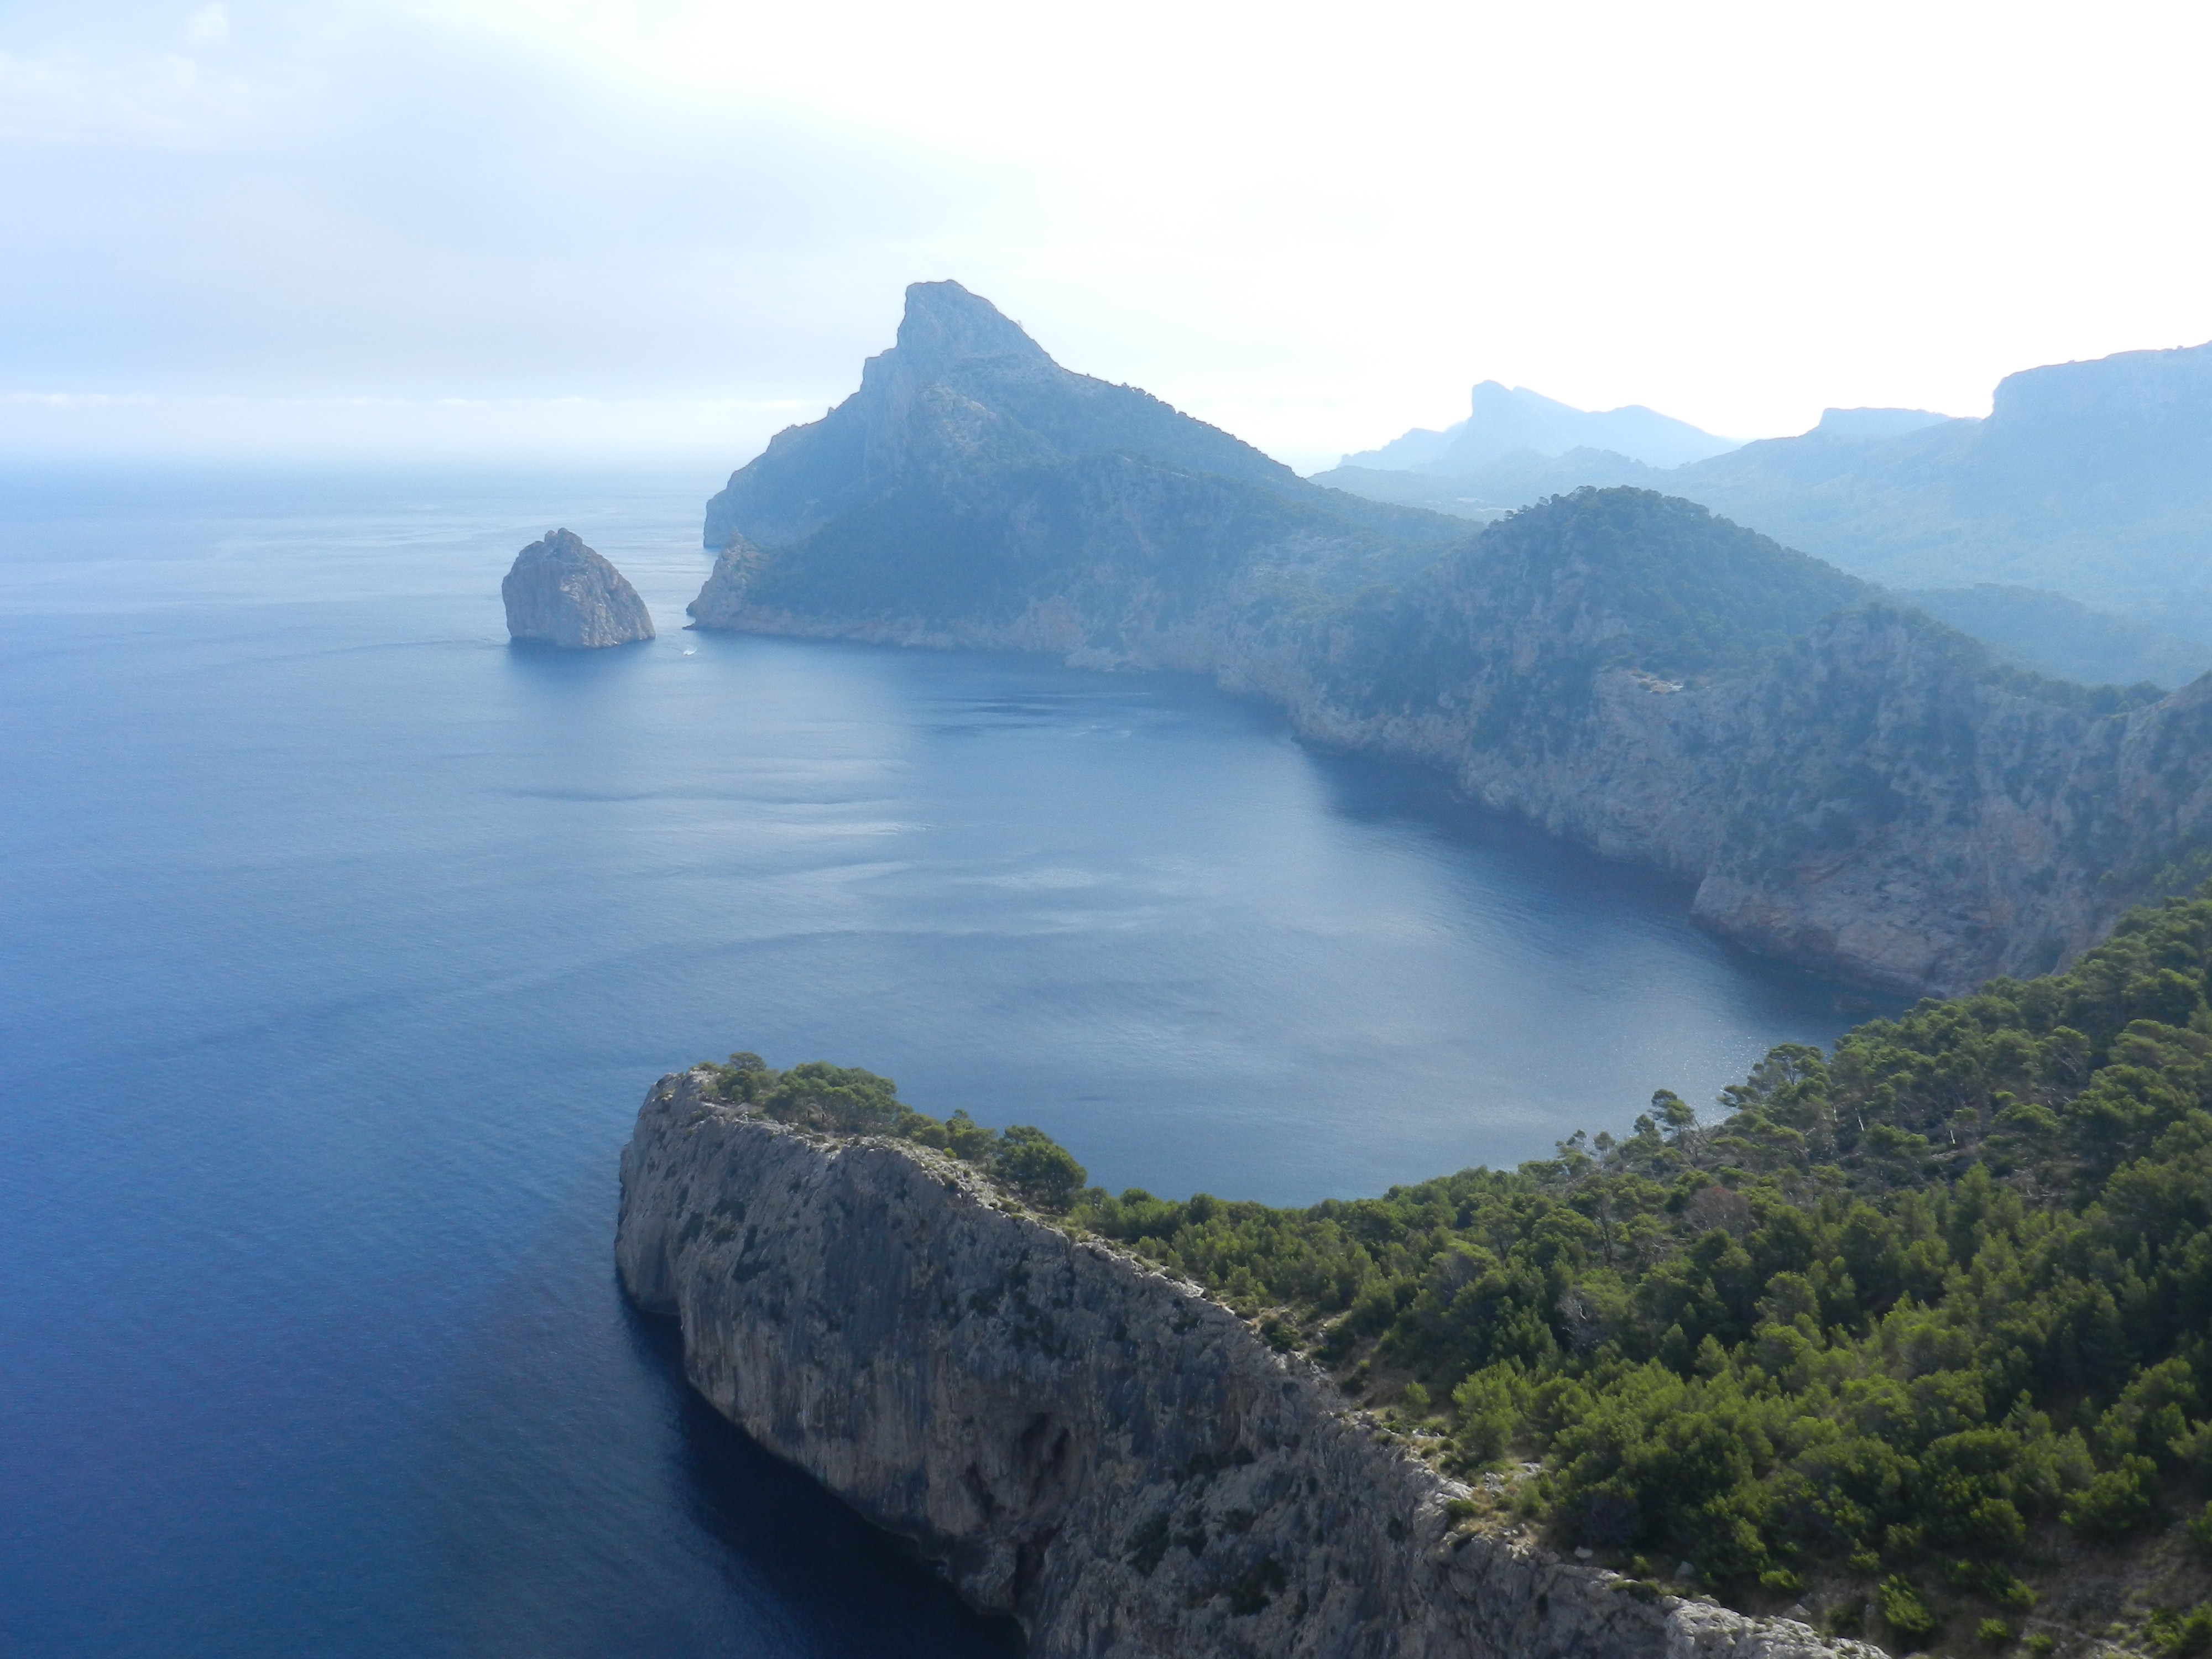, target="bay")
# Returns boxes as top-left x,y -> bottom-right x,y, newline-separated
0,467 -> 1882,1656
